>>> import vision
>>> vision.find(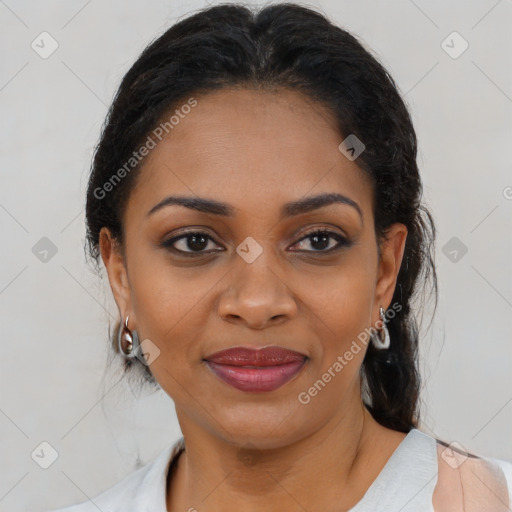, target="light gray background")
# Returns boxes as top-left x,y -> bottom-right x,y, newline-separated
0,1 -> 511,510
